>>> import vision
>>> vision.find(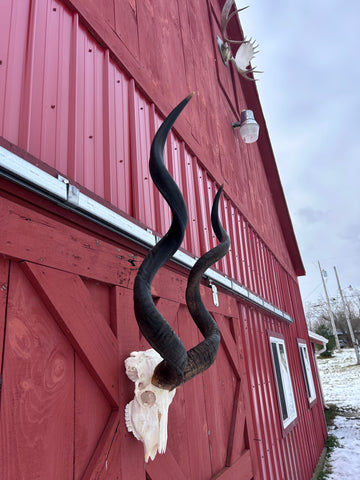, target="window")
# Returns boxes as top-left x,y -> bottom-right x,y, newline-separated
269,336 -> 297,429
298,341 -> 316,404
